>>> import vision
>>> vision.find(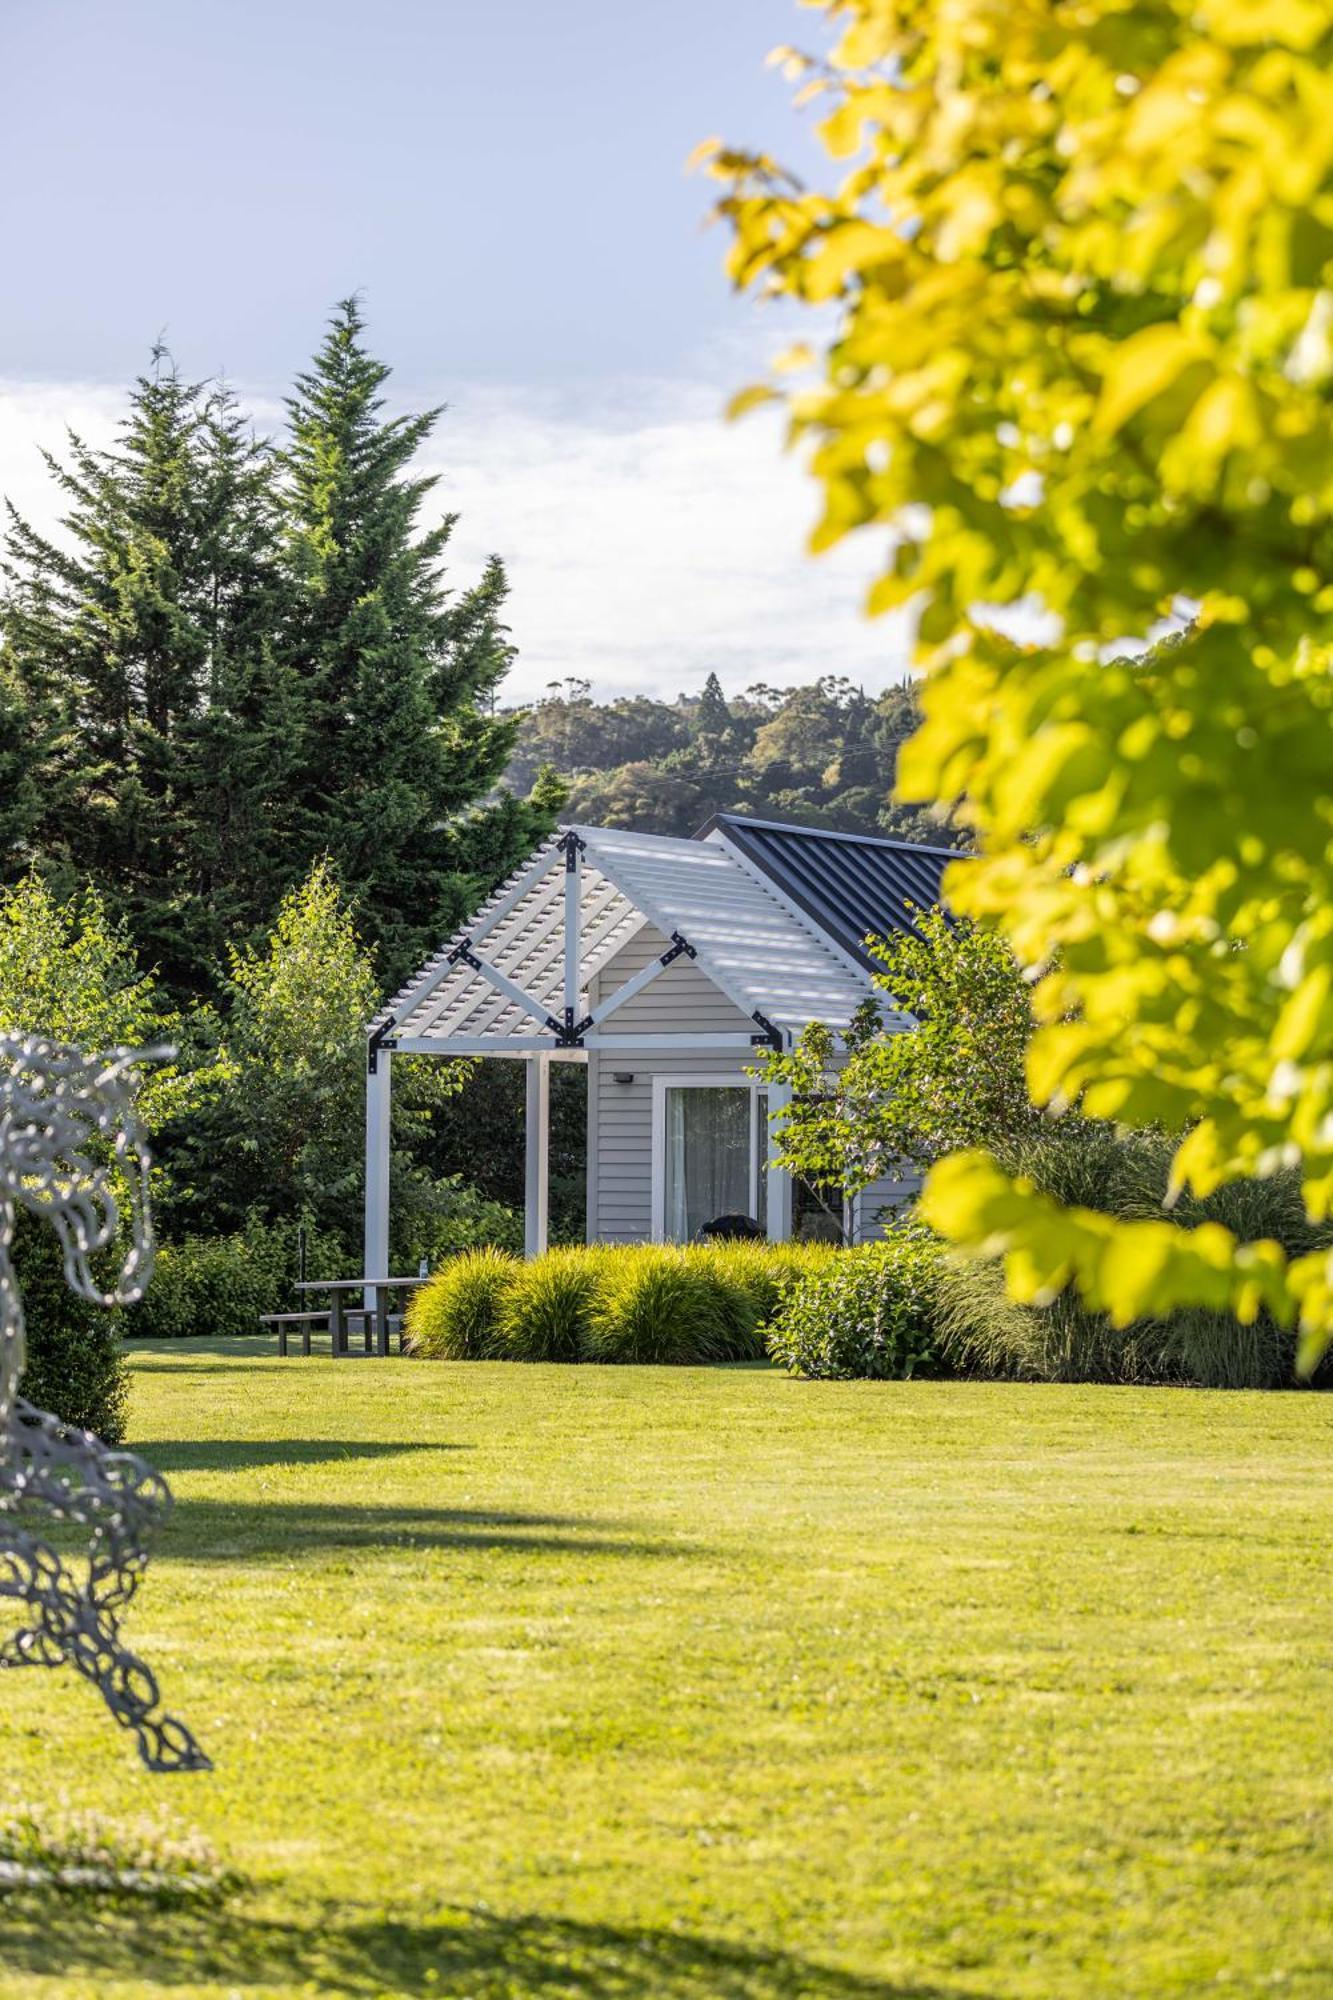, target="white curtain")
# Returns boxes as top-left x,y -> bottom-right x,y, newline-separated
664,1088 -> 752,1241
